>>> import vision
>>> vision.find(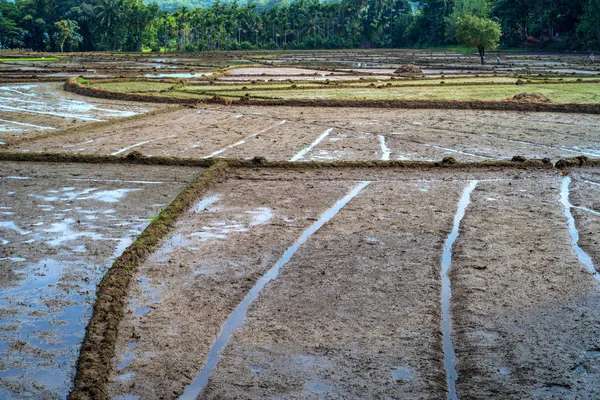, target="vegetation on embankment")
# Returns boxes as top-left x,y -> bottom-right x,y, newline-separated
64,77 -> 600,114
67,160 -> 231,400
